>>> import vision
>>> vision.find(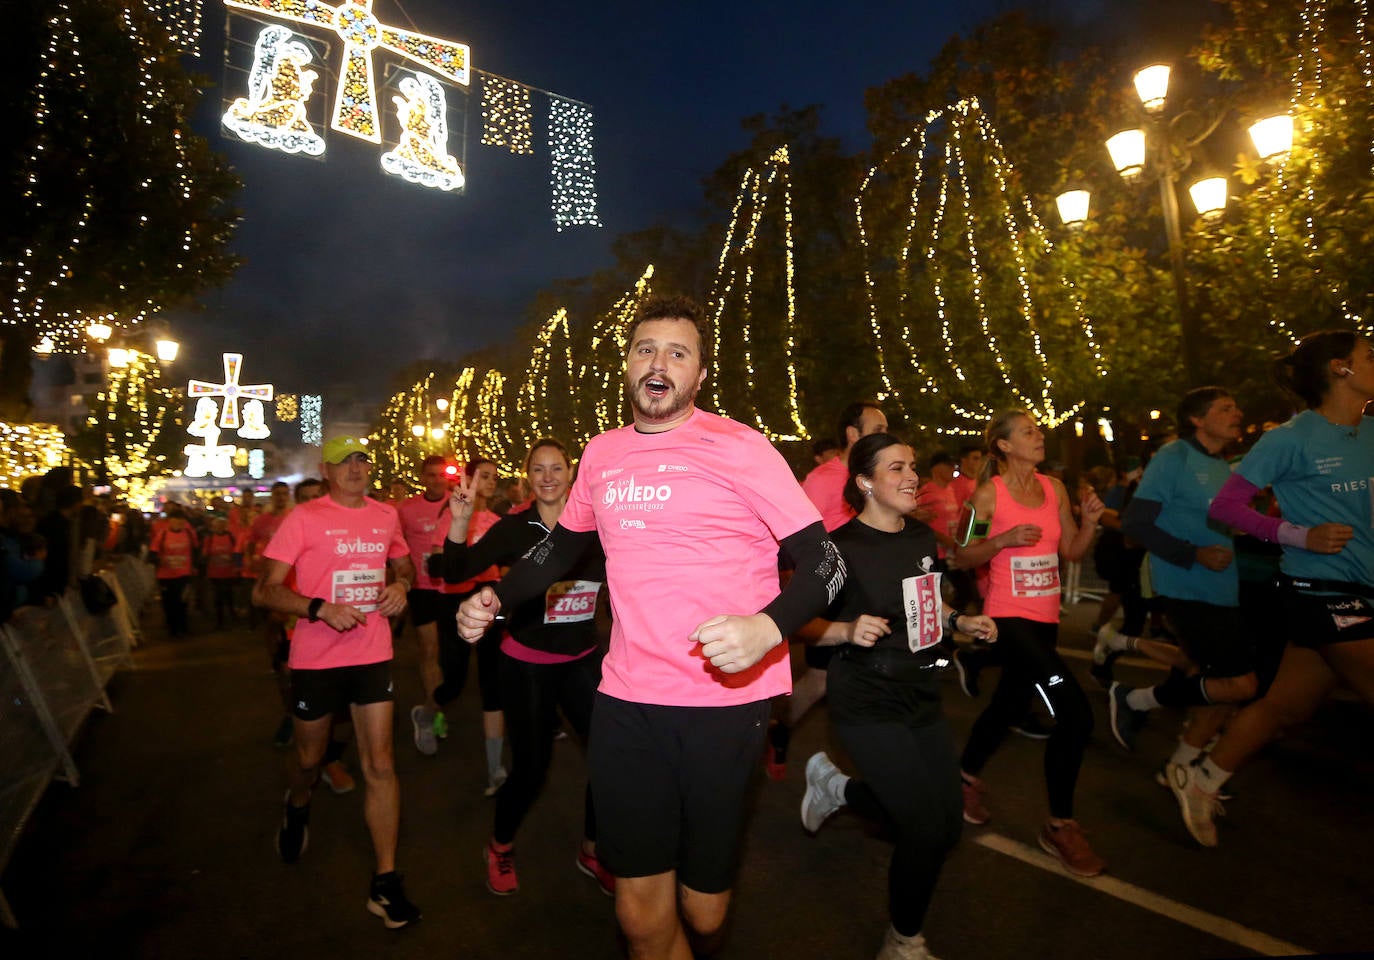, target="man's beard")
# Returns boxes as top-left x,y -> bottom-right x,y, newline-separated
626,373 -> 697,421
